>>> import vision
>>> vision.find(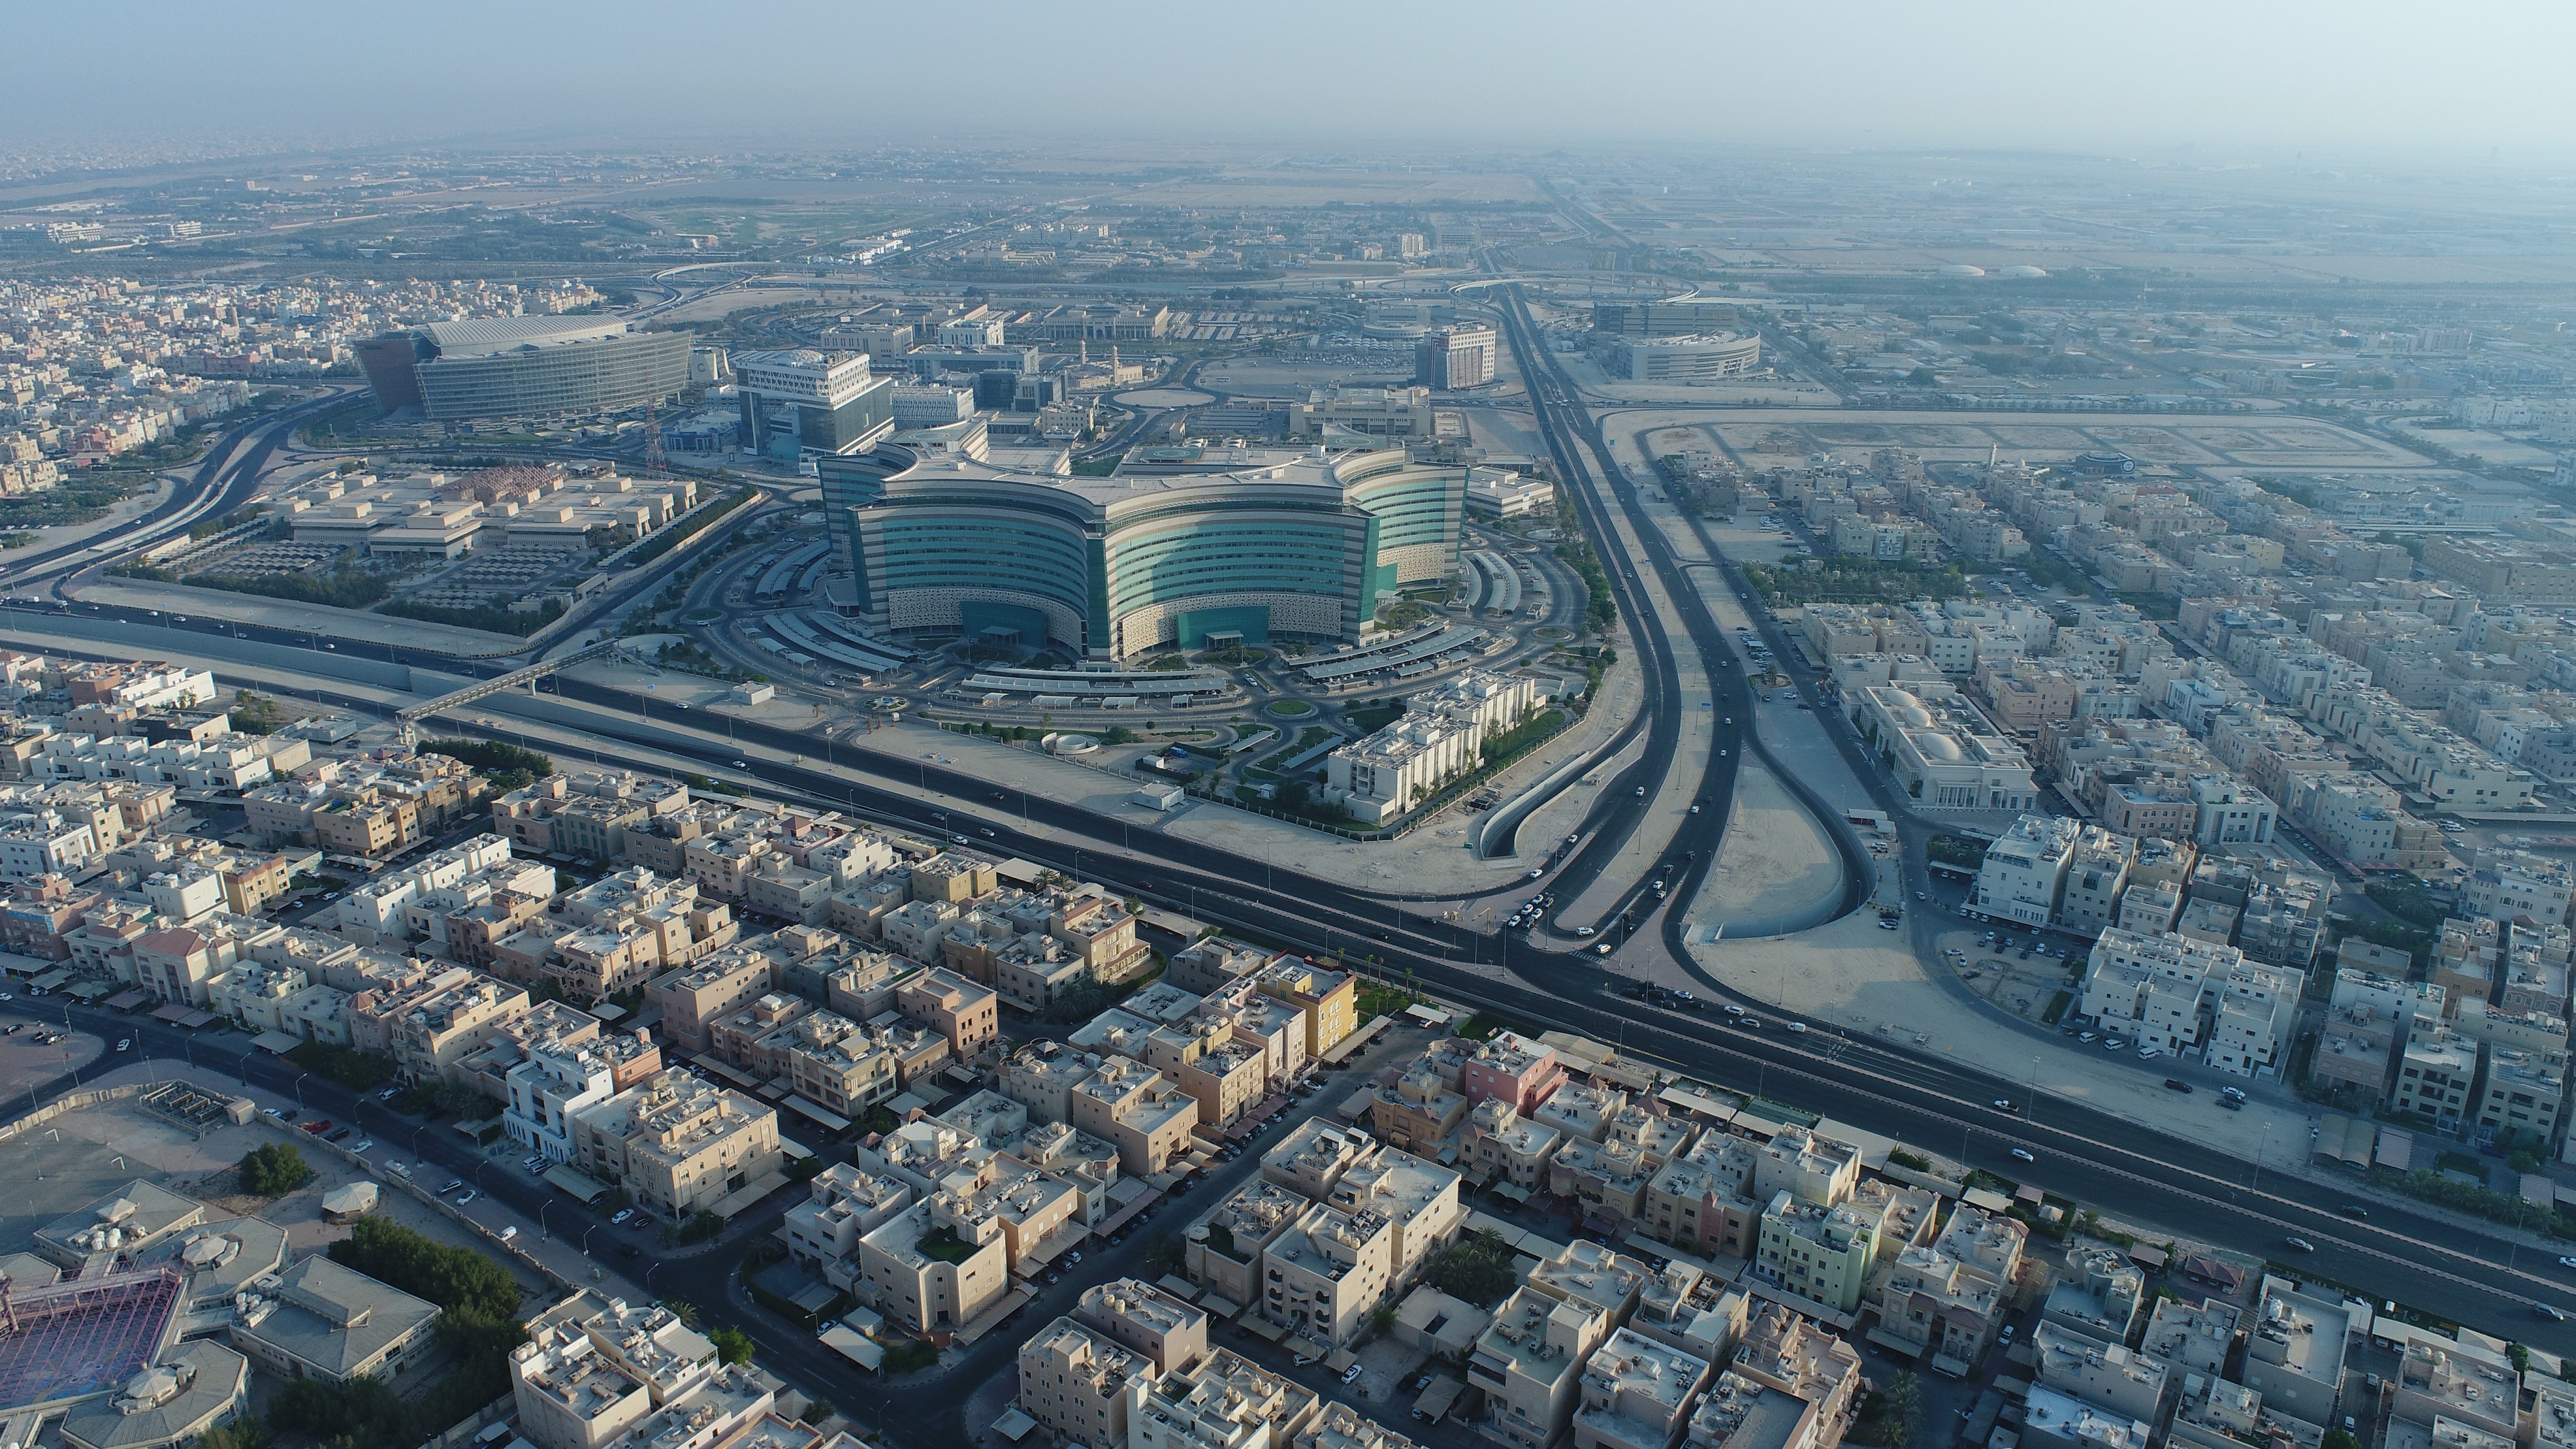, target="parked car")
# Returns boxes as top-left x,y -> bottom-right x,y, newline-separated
327,1127 -> 352,1142
2163,1079 -> 2193,1093
115,1038 -> 131,1052
497,1225 -> 518,1241
618,1244 -> 641,1259
1341,1364 -> 1365,1384
303,1119 -> 331,1134
455,1189 -> 477,1205
612,1208 -> 635,1226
